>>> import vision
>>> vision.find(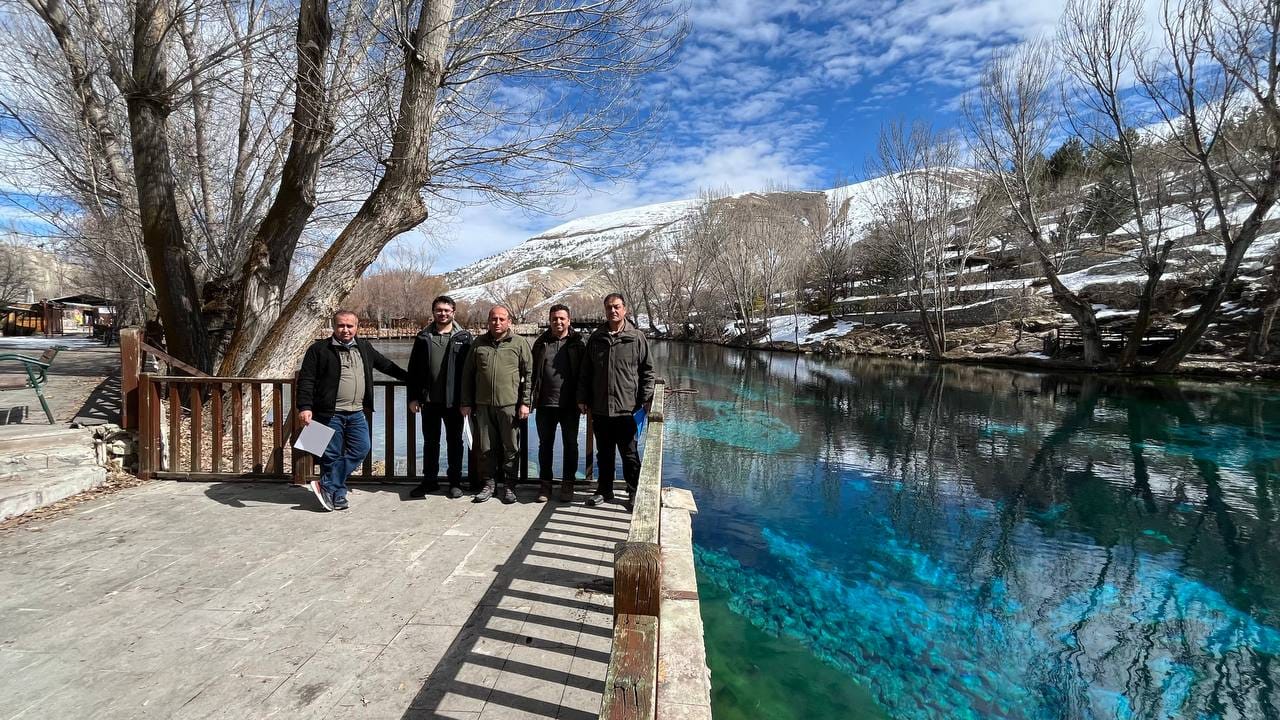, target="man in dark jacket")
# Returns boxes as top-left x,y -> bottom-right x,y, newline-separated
296,310 -> 409,511
576,293 -> 654,510
530,304 -> 585,503
406,295 -> 473,498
